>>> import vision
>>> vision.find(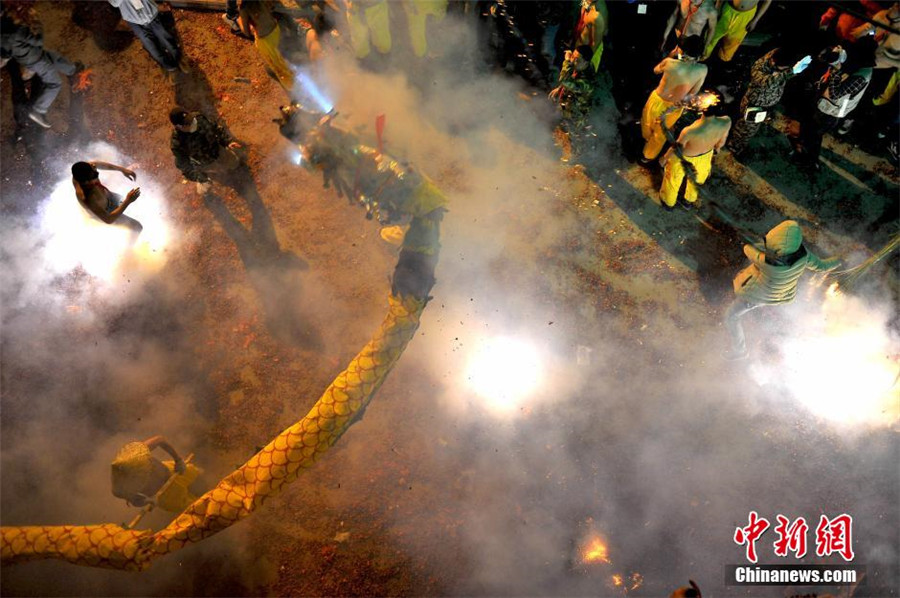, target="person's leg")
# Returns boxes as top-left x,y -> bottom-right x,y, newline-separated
223,0 -> 240,31
46,50 -> 76,77
727,119 -> 760,154
26,57 -> 63,116
366,0 -> 392,55
702,4 -> 734,61
717,6 -> 756,62
873,68 -> 899,106
725,299 -> 761,355
113,214 -> 143,245
684,151 -> 712,202
643,98 -> 681,160
806,112 -> 838,163
405,1 -> 428,58
640,92 -> 658,141
254,27 -> 294,91
148,14 -> 181,66
347,4 -> 372,59
660,157 -> 685,207
128,21 -> 174,70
